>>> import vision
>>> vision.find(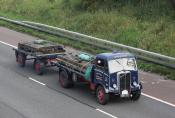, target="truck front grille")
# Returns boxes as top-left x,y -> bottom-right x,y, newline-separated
119,73 -> 131,93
